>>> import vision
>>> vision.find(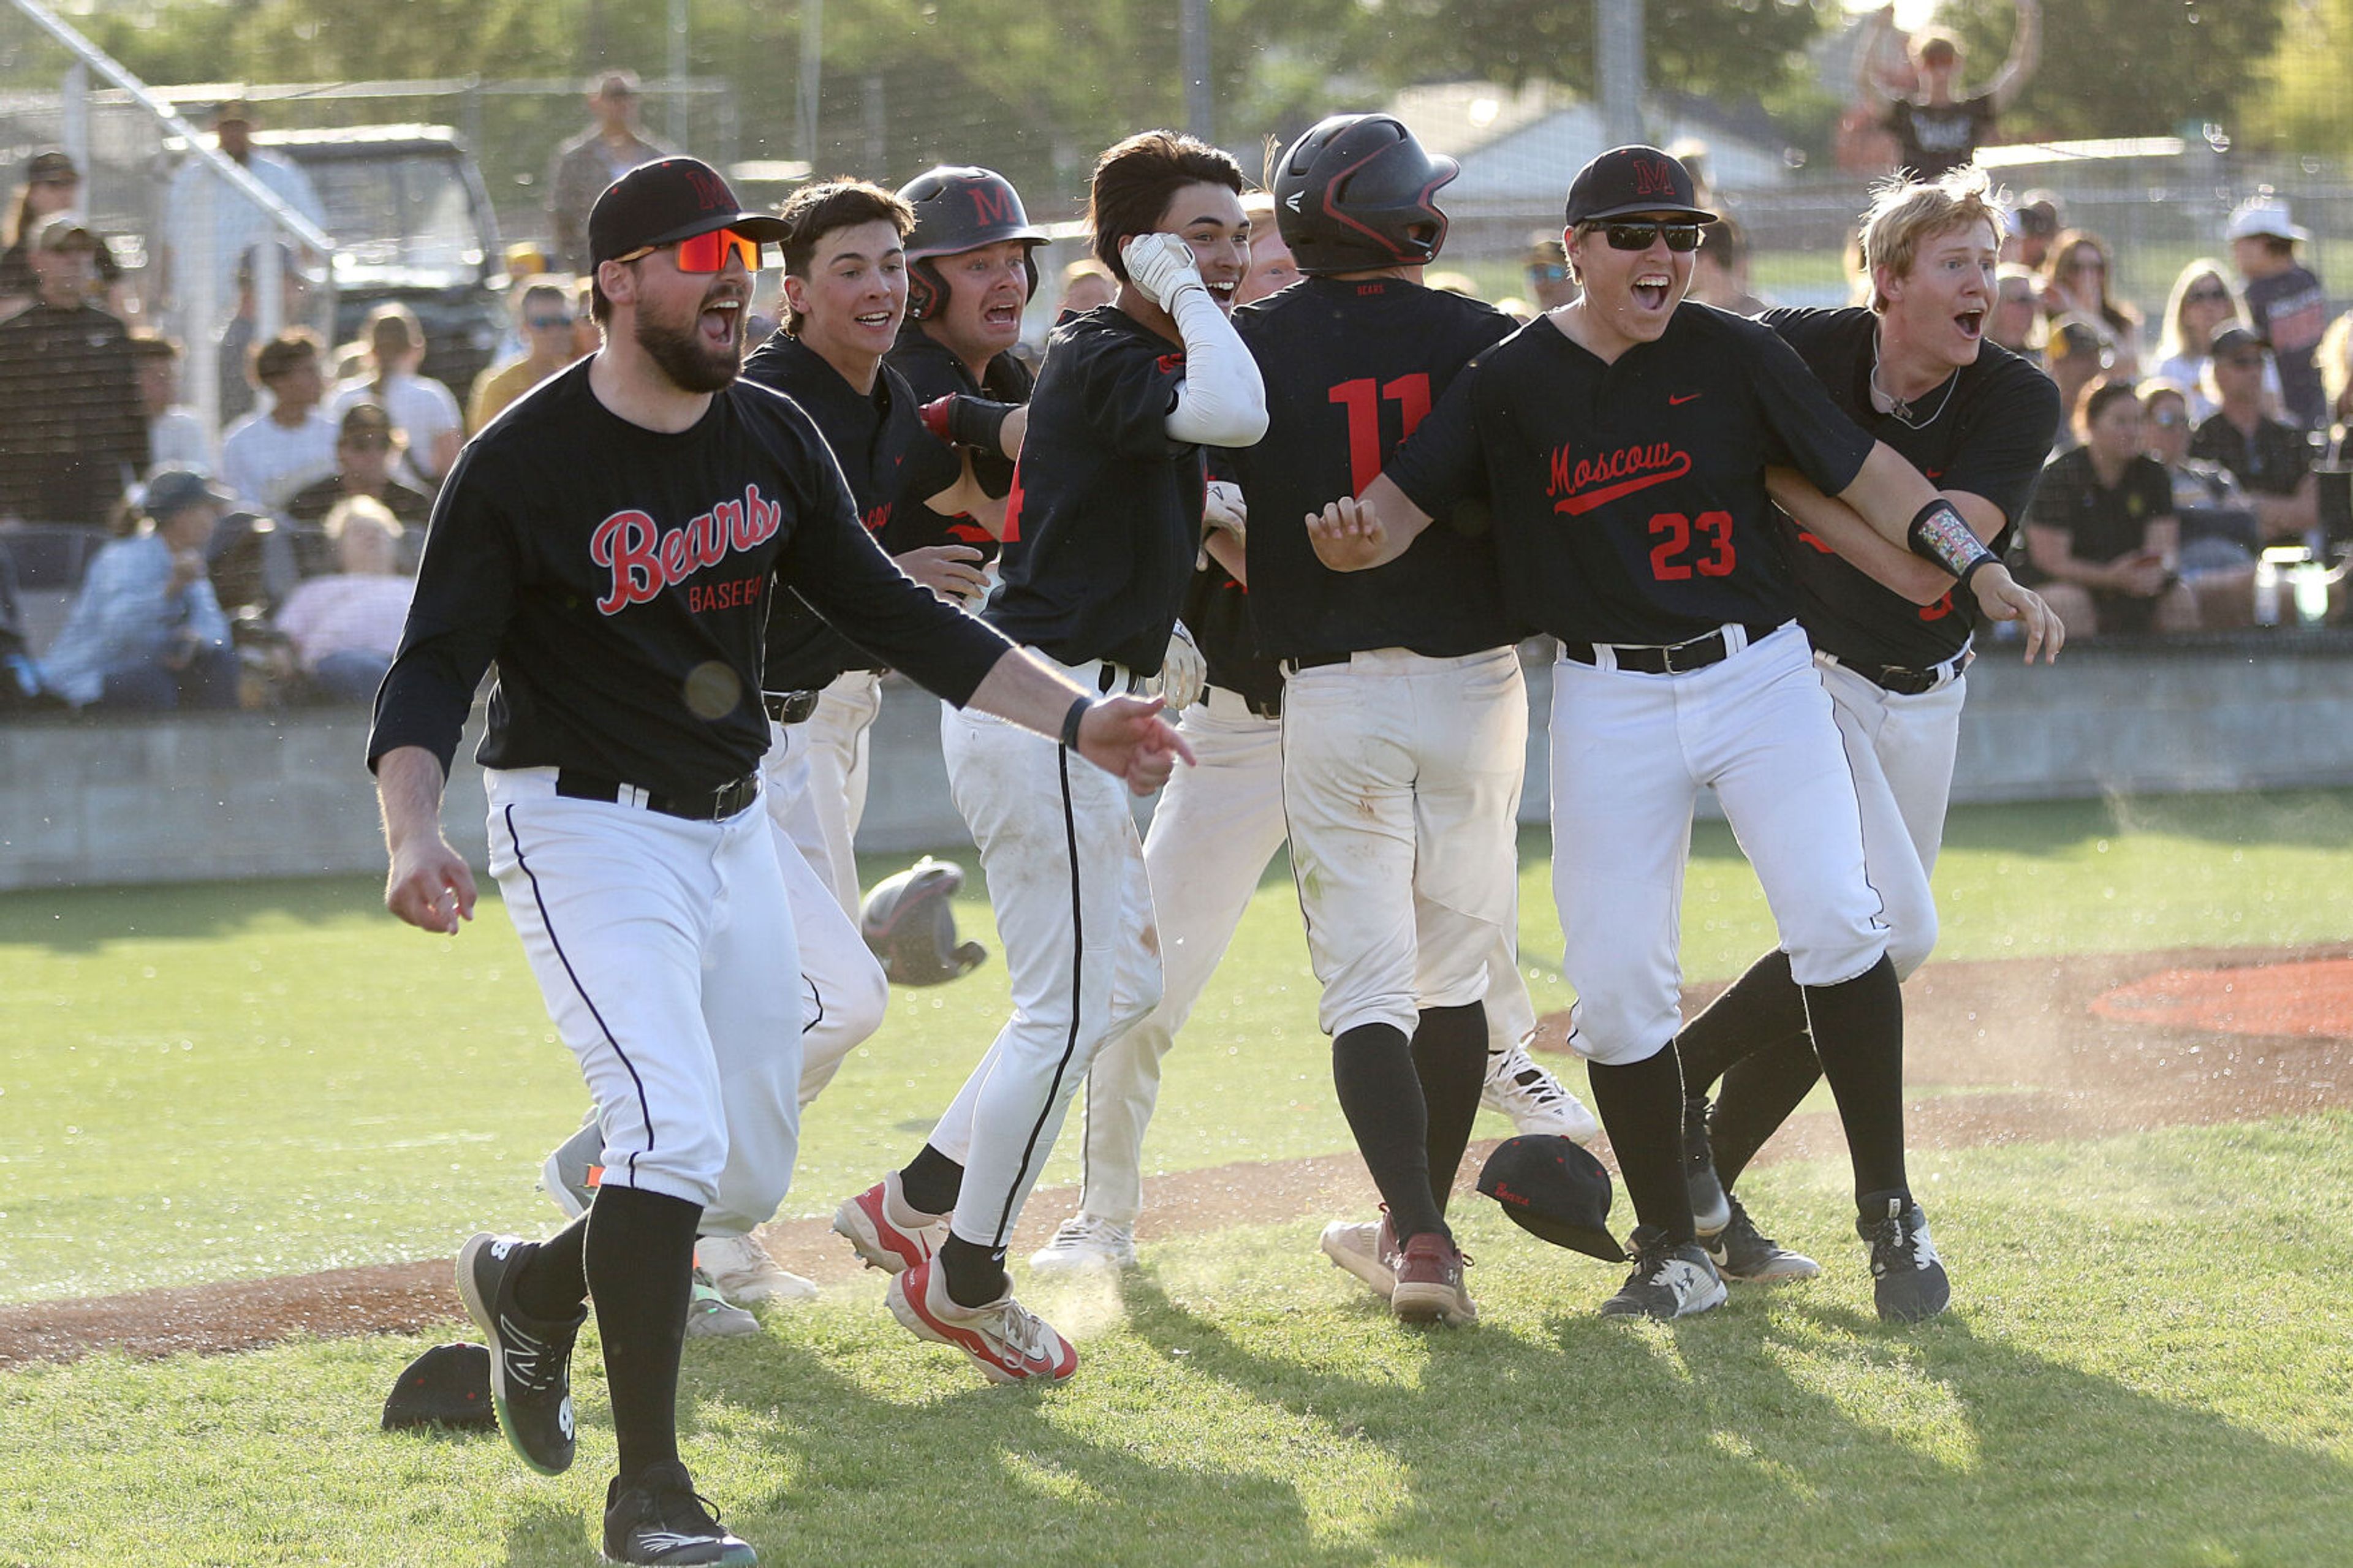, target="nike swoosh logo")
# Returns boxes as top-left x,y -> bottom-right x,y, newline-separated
1552,453 -> 1693,515
1669,393 -> 1702,405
